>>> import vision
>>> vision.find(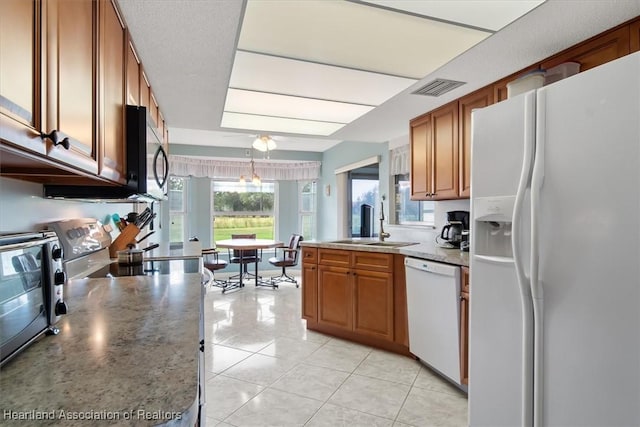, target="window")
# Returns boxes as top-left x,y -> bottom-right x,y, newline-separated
349,165 -> 379,237
299,181 -> 317,240
212,181 -> 275,241
169,177 -> 187,243
393,174 -> 434,226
